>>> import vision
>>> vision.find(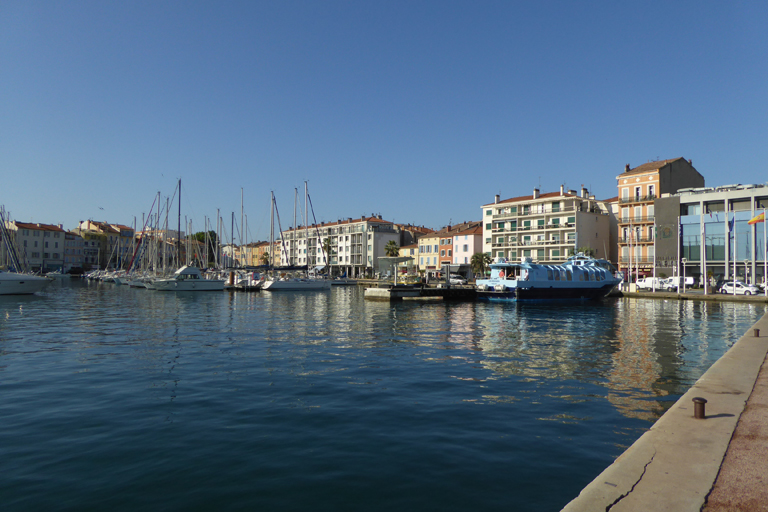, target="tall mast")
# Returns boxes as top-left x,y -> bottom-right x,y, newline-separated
293,187 -> 297,266
305,181 -> 308,268
270,192 -> 275,269
177,179 -> 181,268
